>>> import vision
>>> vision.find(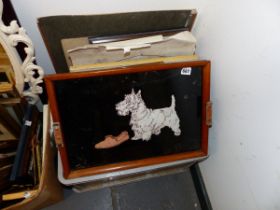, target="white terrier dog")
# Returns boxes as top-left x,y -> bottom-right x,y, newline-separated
115,89 -> 181,141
